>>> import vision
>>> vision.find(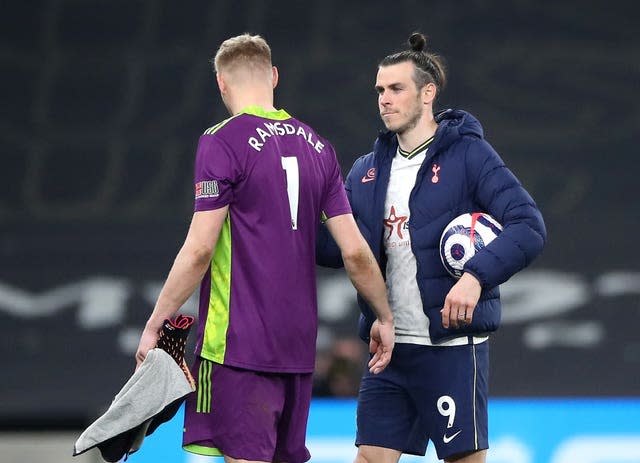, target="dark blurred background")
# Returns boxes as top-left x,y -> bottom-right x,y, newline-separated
1,0 -> 639,429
